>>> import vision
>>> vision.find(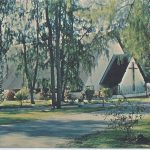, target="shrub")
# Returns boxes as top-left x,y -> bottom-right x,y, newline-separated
0,92 -> 5,103
4,90 -> 15,100
85,89 -> 94,101
101,88 -> 112,98
106,98 -> 145,141
15,87 -> 29,106
35,92 -> 45,100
